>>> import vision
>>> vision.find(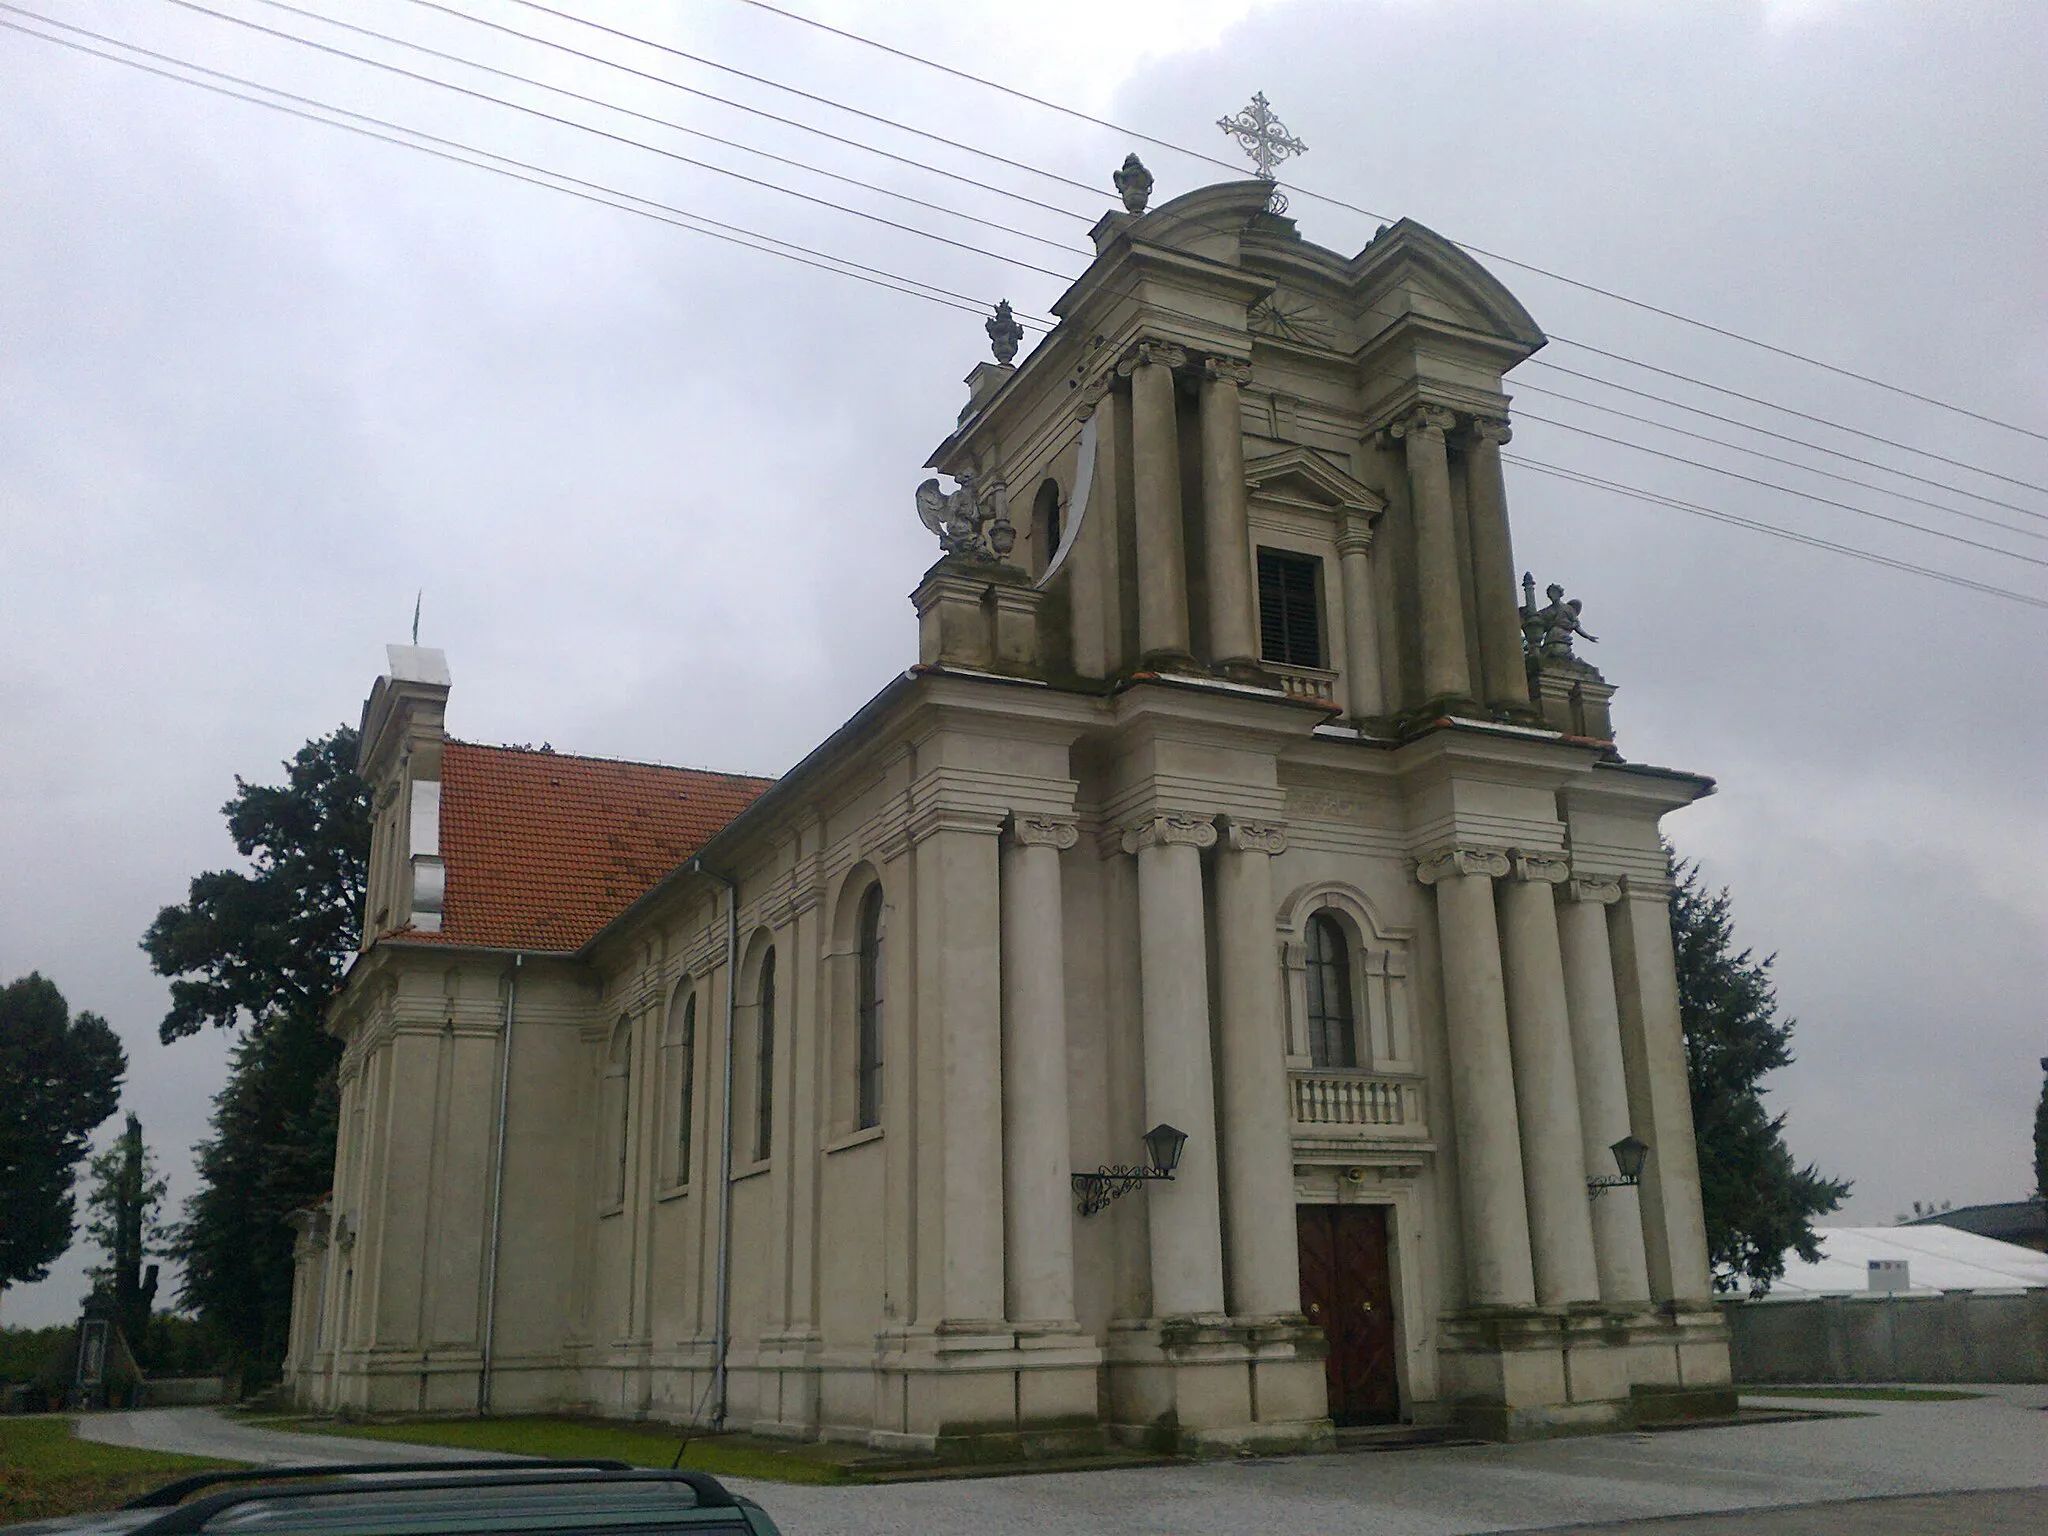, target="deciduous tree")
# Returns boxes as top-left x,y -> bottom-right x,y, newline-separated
1671,853 -> 1850,1294
0,974 -> 126,1294
143,727 -> 367,1370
